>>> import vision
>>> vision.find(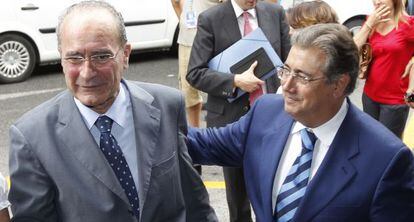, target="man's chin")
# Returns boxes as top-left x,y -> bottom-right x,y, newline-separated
78,99 -> 99,108
75,94 -> 100,106
284,102 -> 300,116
